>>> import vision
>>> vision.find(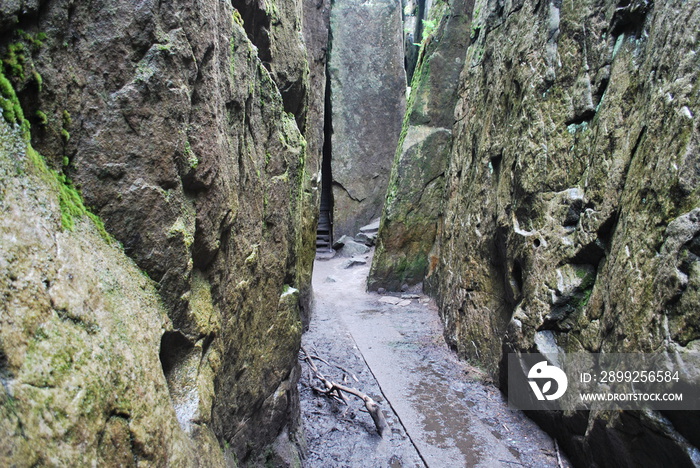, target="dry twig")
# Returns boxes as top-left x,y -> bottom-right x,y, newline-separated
300,346 -> 388,436
306,350 -> 359,382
